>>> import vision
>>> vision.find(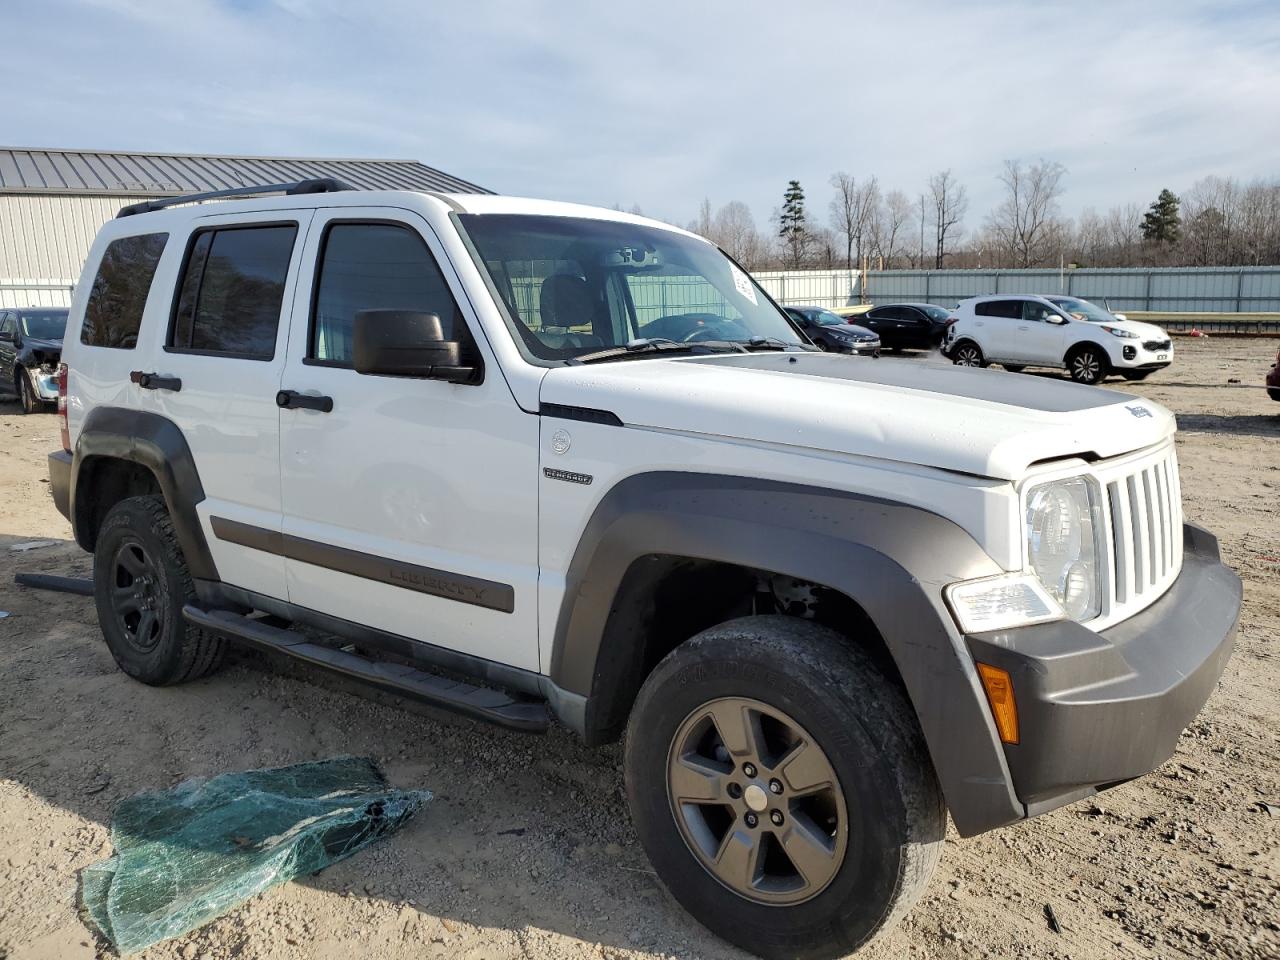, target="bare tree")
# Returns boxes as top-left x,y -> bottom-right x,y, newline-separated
879,190 -> 913,268
928,170 -> 968,268
711,201 -> 766,270
829,172 -> 880,270
688,197 -> 714,237
986,159 -> 1067,267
